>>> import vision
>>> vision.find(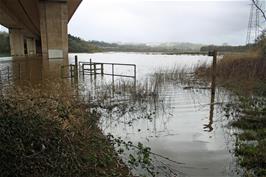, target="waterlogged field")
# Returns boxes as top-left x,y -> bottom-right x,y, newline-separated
0,53 -> 242,177
68,53 -> 240,177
